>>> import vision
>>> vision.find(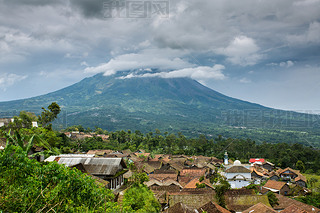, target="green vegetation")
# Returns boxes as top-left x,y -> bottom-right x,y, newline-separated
267,191 -> 279,207
0,145 -> 119,212
1,73 -> 320,147
122,184 -> 161,213
59,129 -> 320,174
